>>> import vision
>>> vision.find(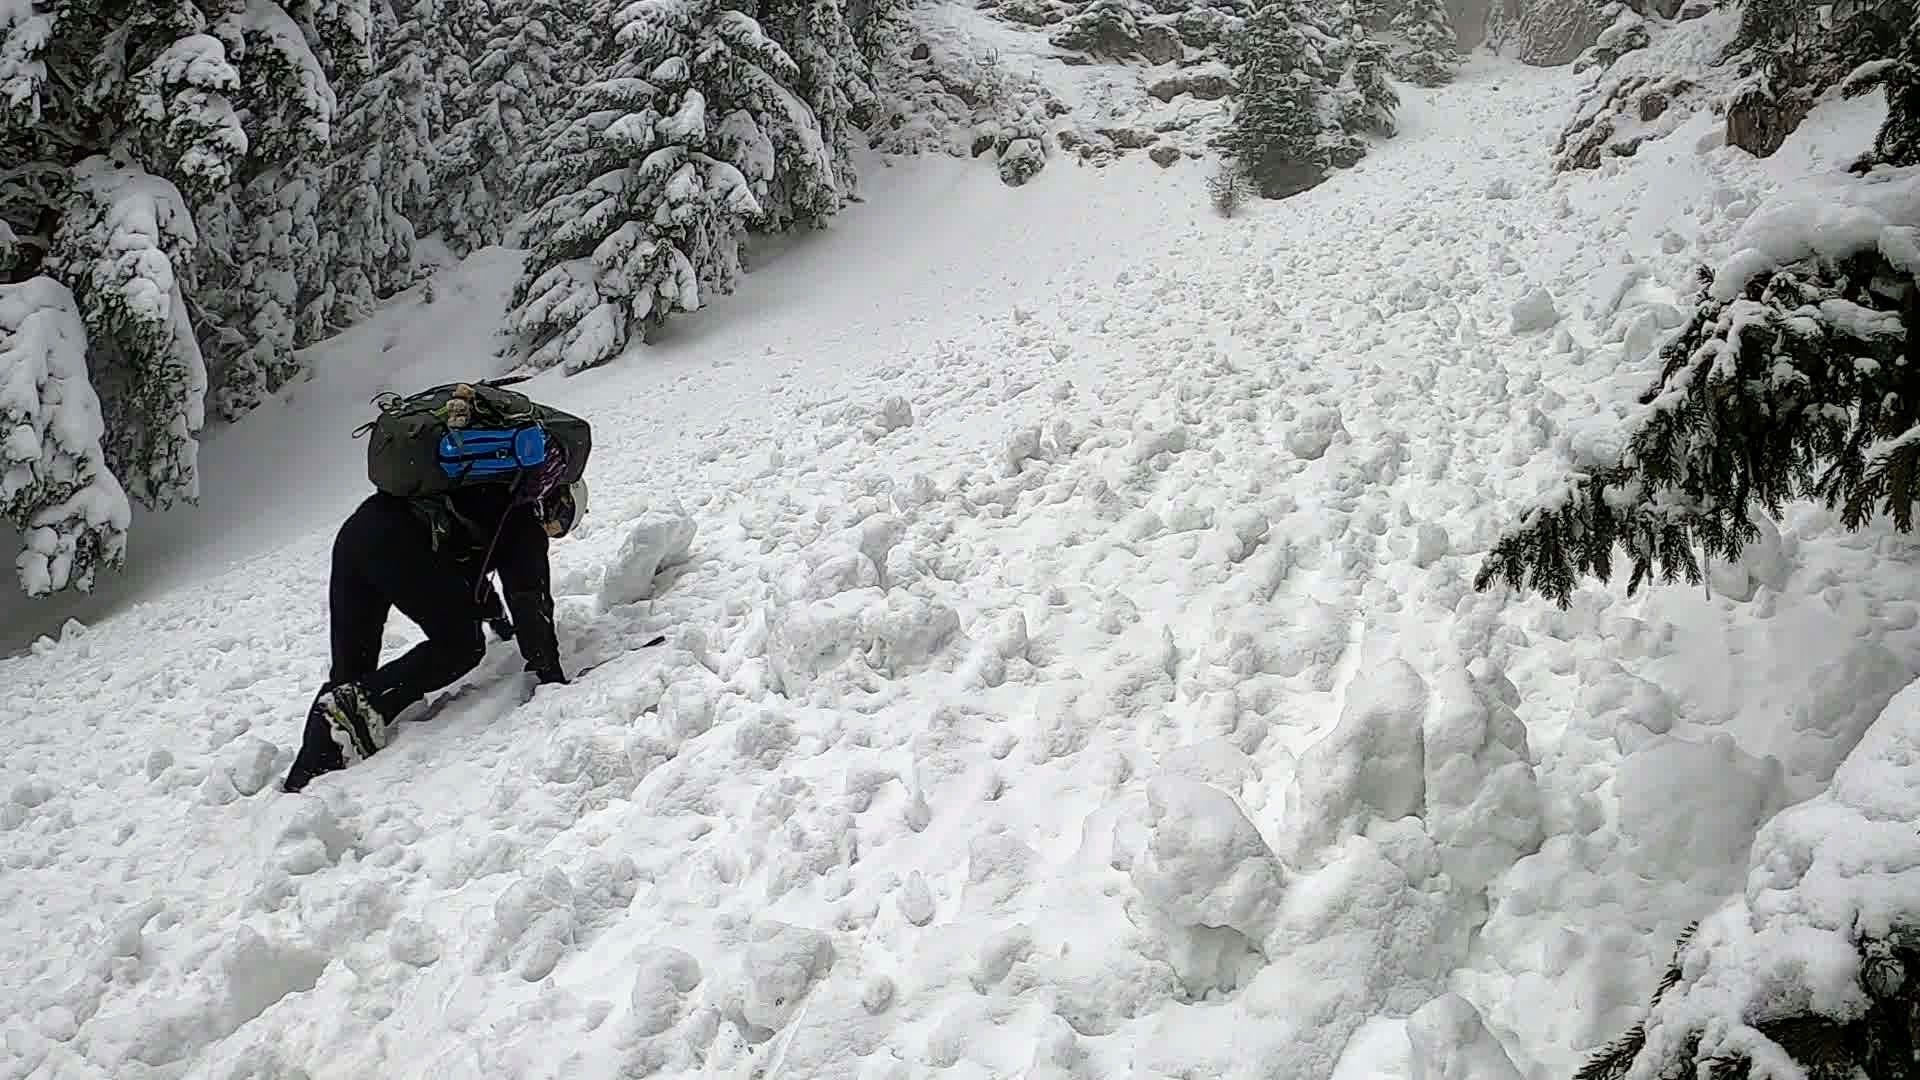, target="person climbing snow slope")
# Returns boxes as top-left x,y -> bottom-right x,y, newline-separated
282,381 -> 591,793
